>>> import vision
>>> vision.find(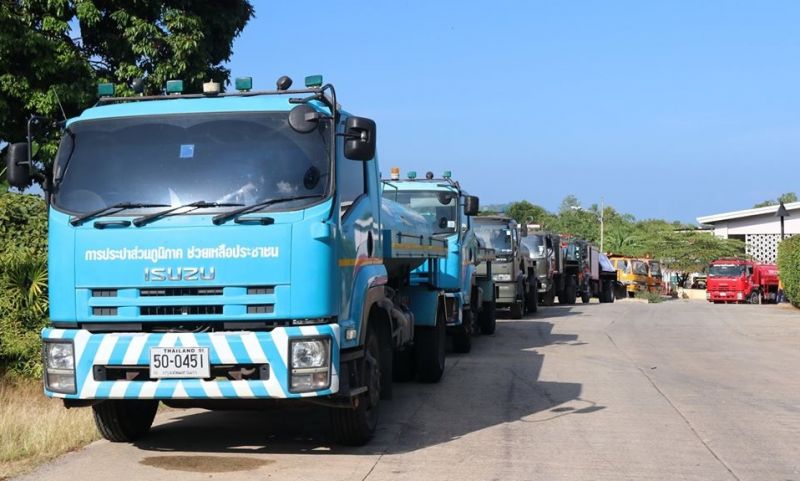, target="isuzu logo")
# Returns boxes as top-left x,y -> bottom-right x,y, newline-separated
144,267 -> 216,282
